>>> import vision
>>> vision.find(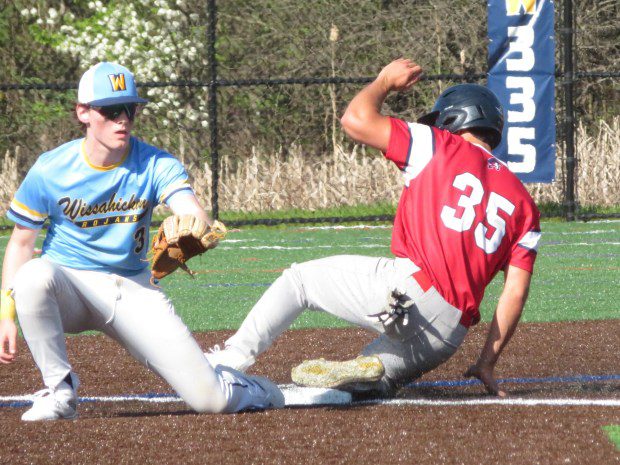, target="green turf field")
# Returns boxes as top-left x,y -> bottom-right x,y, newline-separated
603,425 -> 620,450
1,220 -> 618,331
